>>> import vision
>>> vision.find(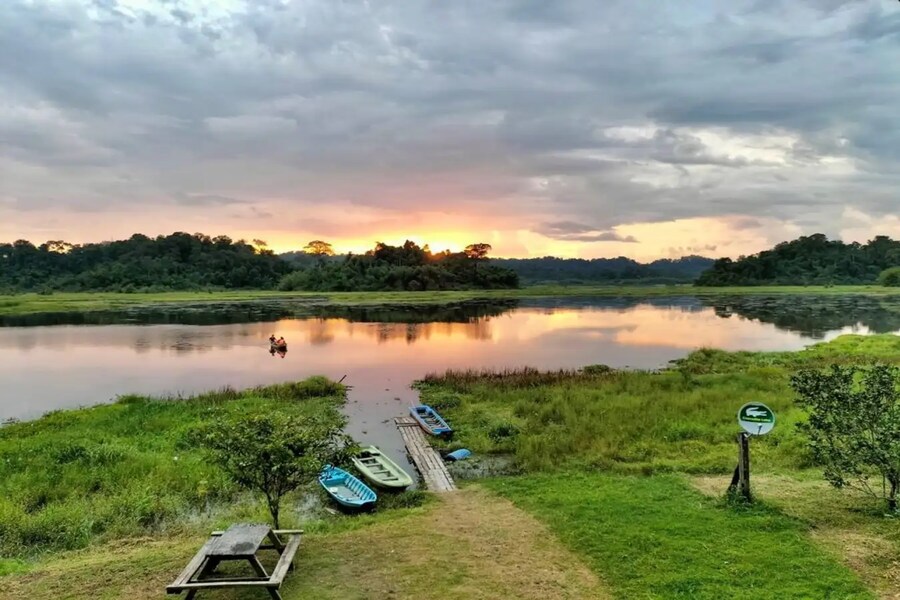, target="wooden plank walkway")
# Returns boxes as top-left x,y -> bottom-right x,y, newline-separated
395,416 -> 457,493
